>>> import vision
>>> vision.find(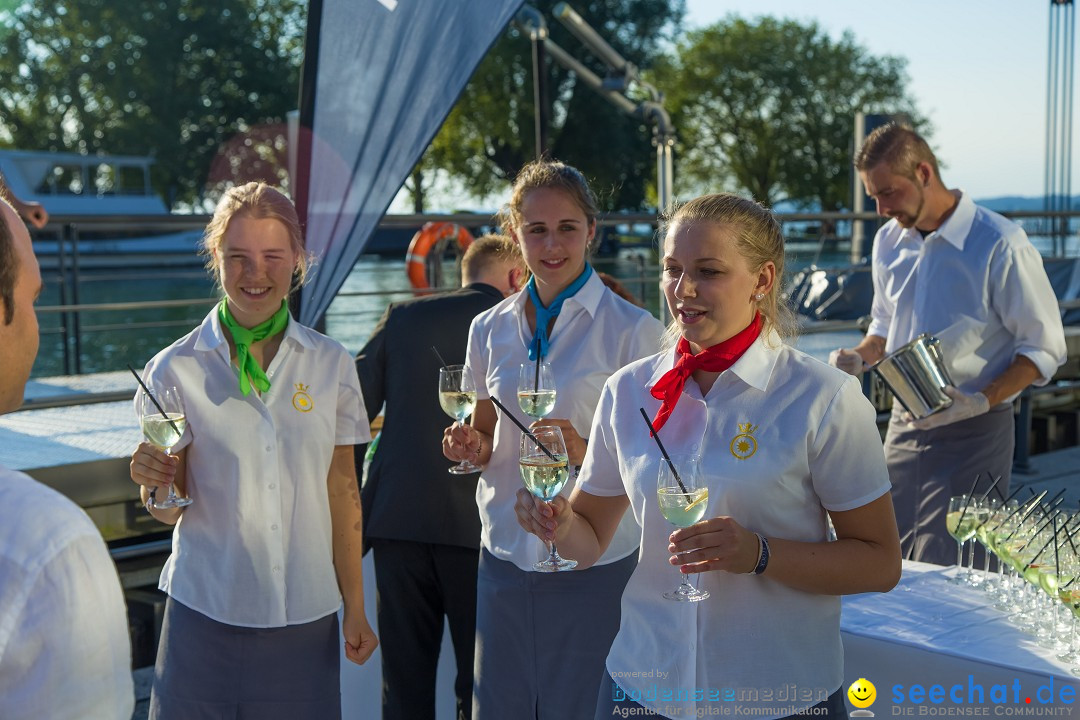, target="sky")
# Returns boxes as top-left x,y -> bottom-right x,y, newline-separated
684,0 -> 1056,200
